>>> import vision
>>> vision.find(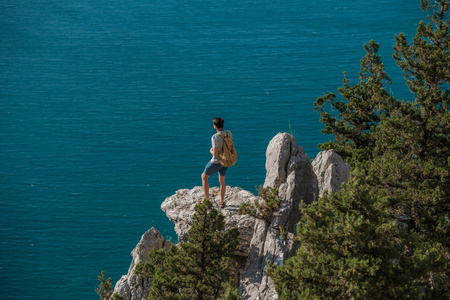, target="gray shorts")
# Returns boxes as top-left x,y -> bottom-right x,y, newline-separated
203,161 -> 227,176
